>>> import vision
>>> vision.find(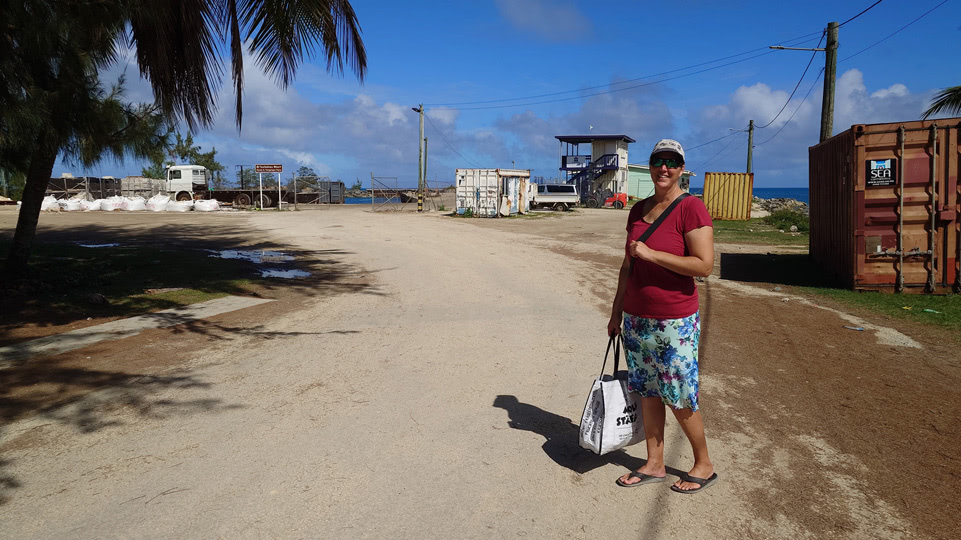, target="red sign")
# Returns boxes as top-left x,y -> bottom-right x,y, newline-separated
255,164 -> 283,173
